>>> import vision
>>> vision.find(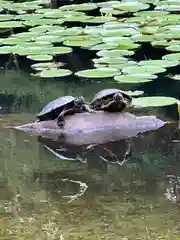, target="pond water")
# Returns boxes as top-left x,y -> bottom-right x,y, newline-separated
0,54 -> 179,240
0,0 -> 180,239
